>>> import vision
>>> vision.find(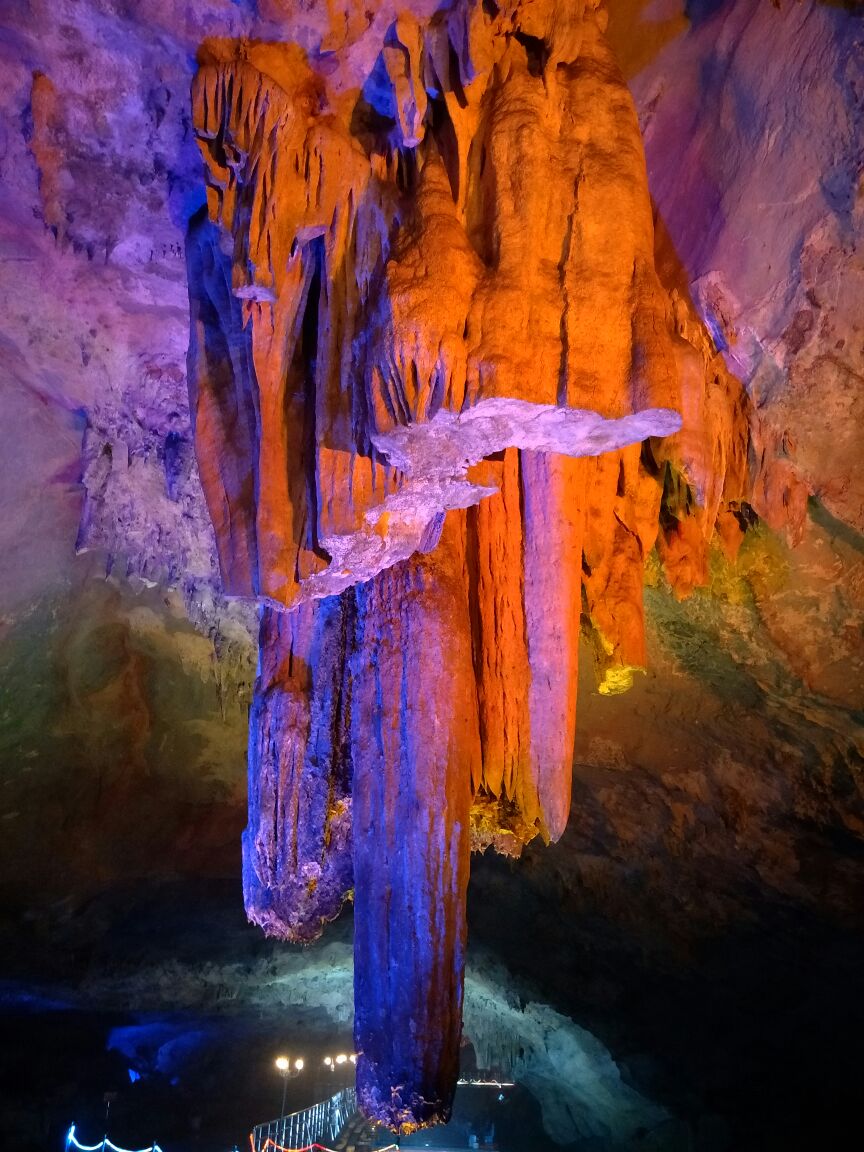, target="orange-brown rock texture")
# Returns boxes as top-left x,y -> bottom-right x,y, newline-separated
185,0 -> 759,1129
187,2 -> 685,611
